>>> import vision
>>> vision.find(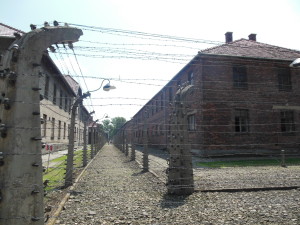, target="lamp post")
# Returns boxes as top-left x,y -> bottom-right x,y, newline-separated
83,111 -> 94,167
65,79 -> 116,188
90,119 -> 99,159
65,92 -> 90,187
